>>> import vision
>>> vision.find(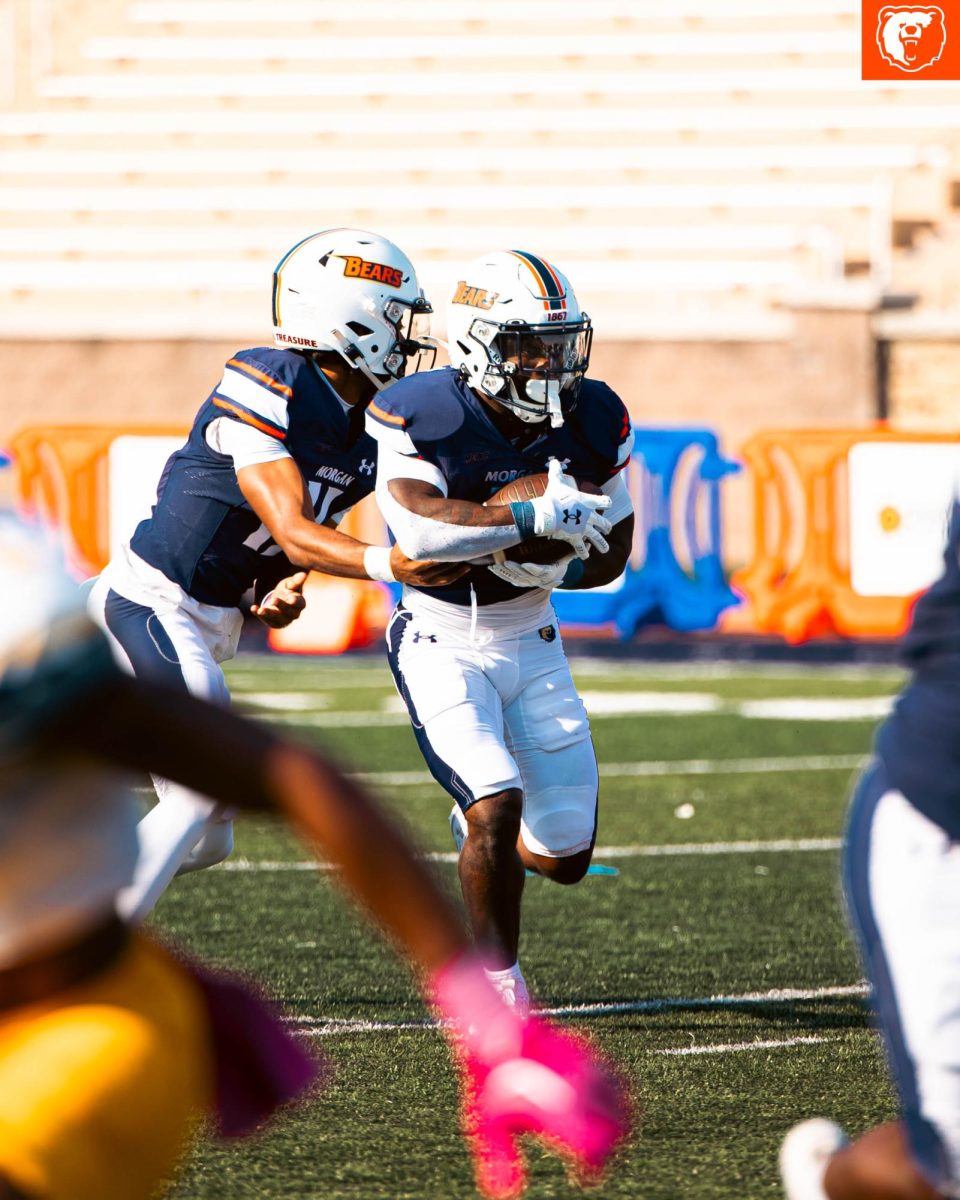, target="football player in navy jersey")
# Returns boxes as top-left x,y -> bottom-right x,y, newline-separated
366,250 -> 634,1014
89,229 -> 467,923
780,502 -> 960,1200
0,512 -> 627,1200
